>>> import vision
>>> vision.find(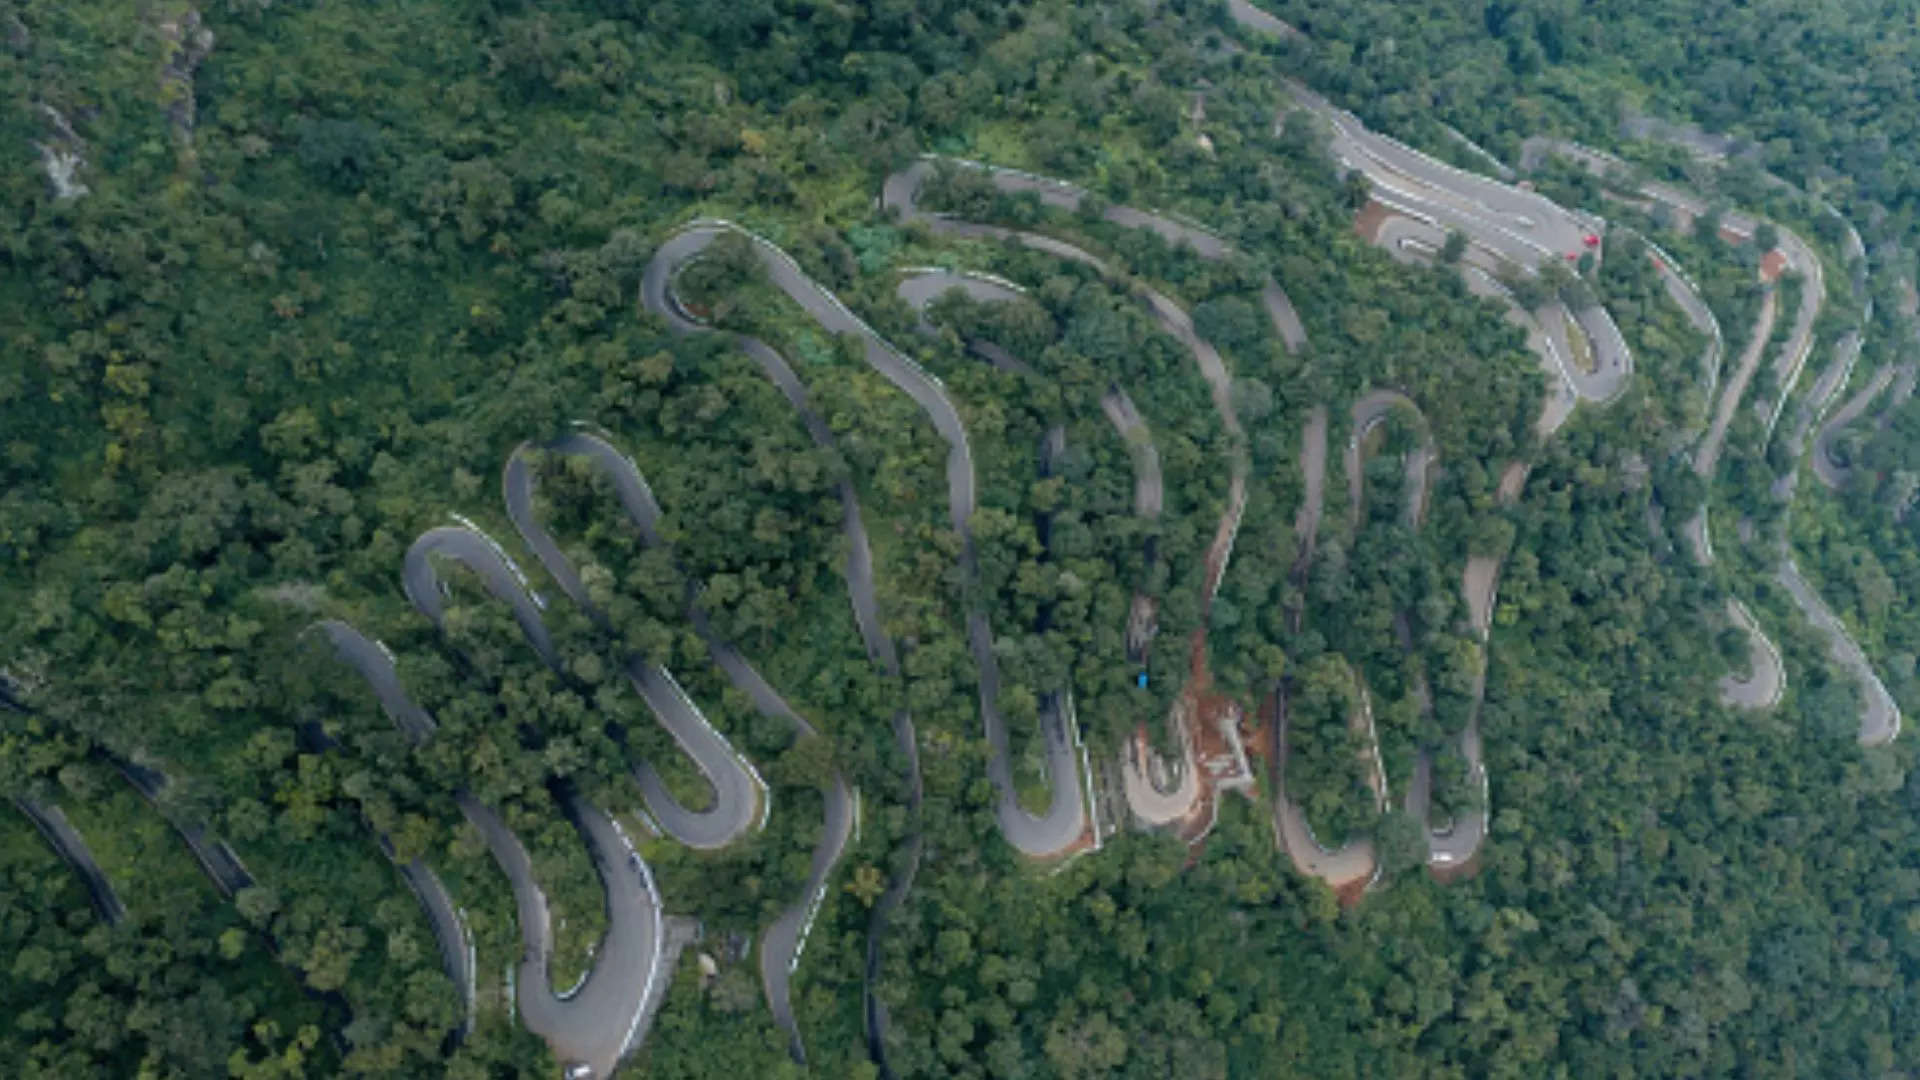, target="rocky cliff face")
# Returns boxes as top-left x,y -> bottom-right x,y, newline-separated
158,7 -> 214,165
